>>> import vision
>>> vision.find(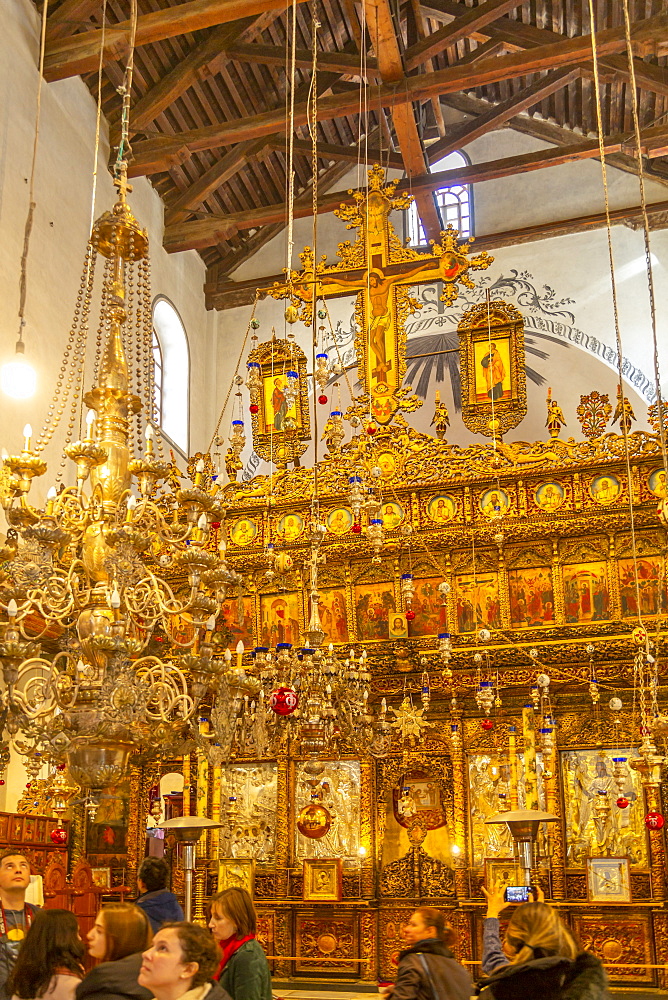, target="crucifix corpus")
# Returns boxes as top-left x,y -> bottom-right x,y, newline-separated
263,165 -> 494,425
